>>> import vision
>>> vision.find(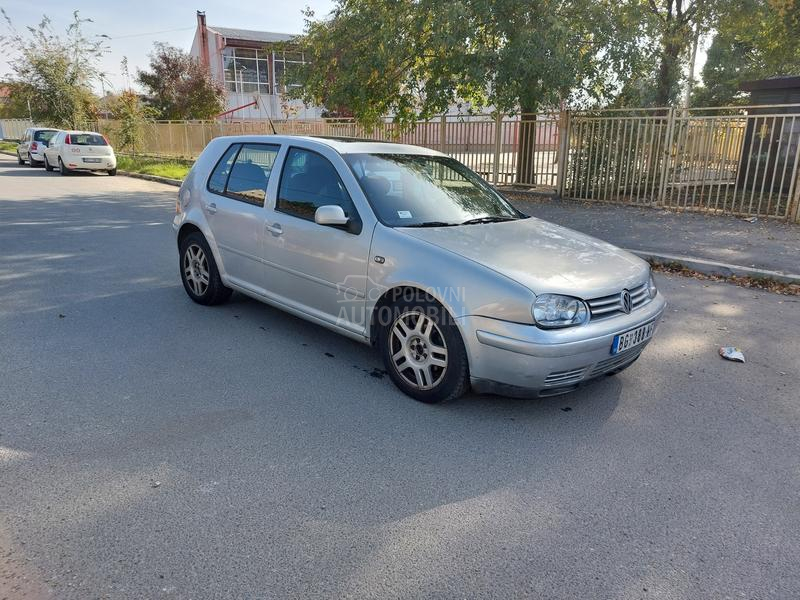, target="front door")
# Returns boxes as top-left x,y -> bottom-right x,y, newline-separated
261,146 -> 372,334
204,142 -> 280,294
